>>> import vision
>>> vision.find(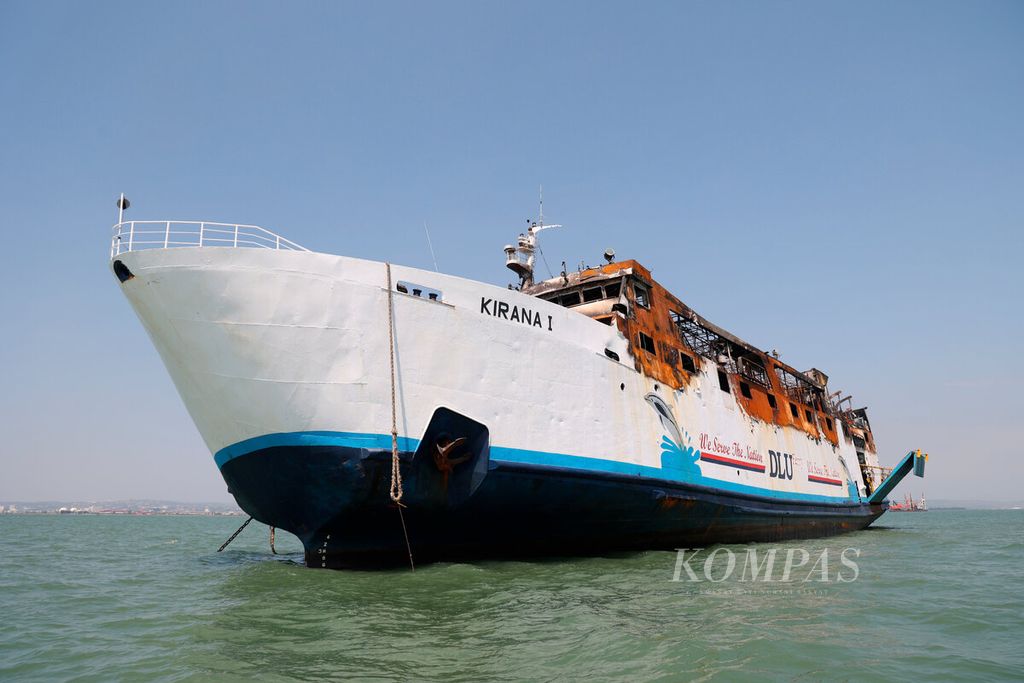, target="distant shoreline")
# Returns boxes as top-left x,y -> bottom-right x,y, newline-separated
0,501 -> 243,516
0,510 -> 245,516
